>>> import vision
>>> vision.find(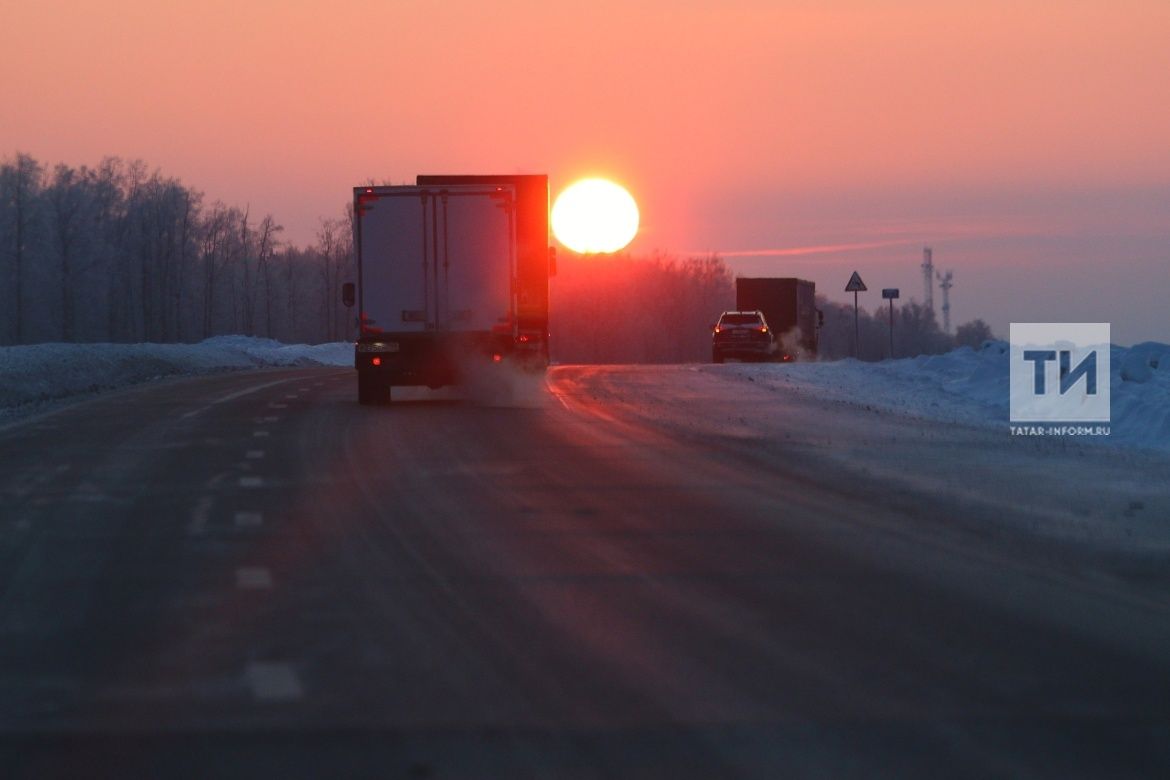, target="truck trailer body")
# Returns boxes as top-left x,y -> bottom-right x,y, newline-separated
735,277 -> 819,360
351,174 -> 550,404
